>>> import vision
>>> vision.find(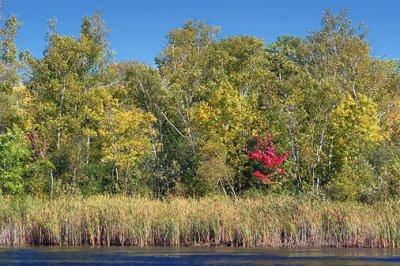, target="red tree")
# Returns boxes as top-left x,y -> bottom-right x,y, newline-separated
245,132 -> 288,184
